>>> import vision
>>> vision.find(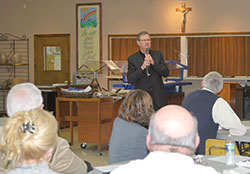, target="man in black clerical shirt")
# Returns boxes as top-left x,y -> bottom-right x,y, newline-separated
127,31 -> 169,110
